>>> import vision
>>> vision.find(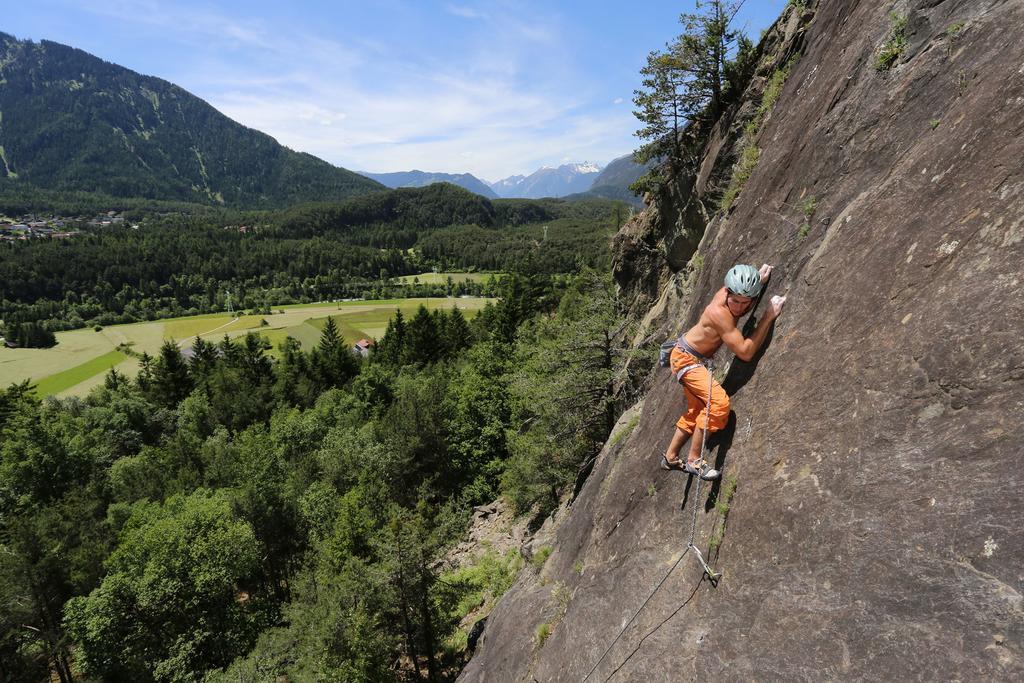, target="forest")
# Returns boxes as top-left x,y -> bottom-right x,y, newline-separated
0,270 -> 631,681
0,184 -> 627,344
